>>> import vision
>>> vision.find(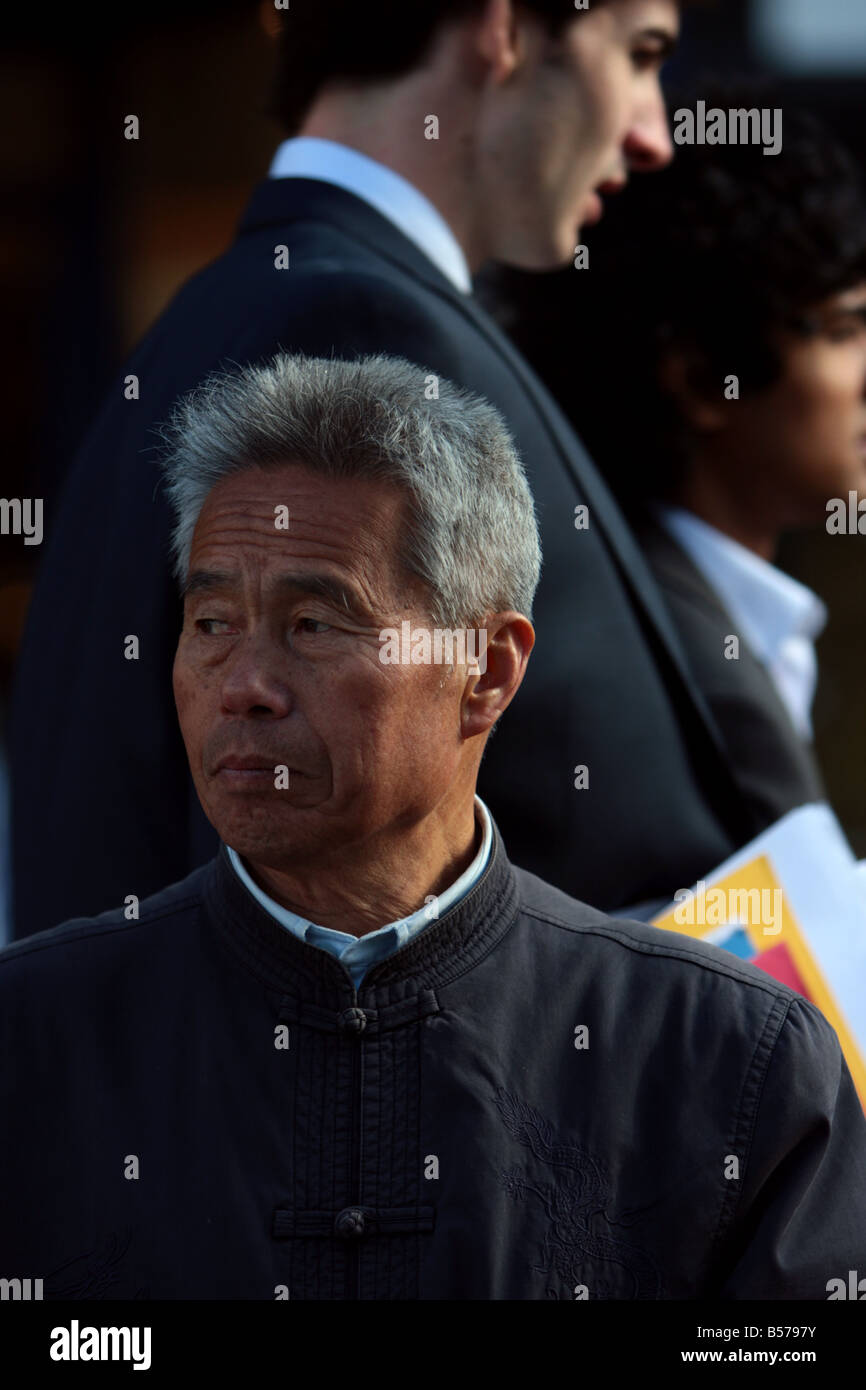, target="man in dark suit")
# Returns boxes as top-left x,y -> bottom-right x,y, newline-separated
10,0 -> 747,938
480,92 -> 866,834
